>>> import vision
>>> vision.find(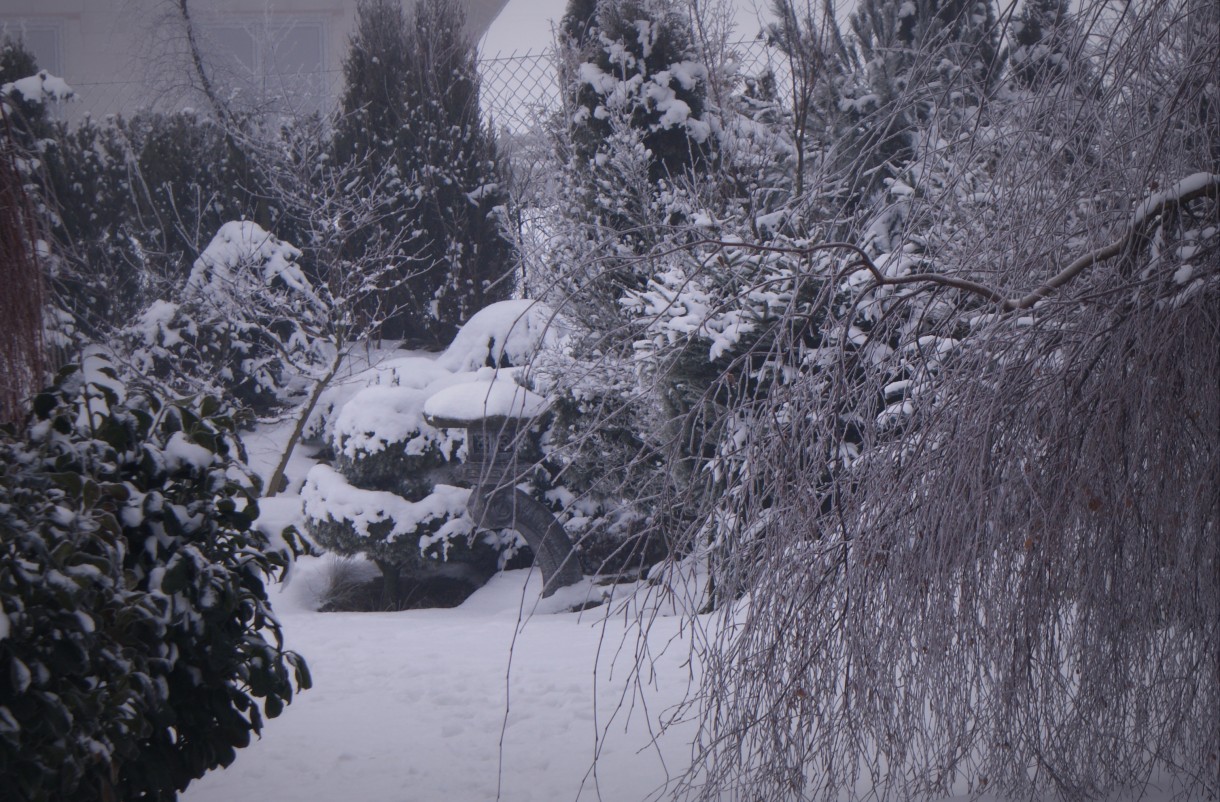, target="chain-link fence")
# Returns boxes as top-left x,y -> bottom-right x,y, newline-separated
50,37 -> 793,142
479,49 -> 566,136
478,38 -> 795,136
